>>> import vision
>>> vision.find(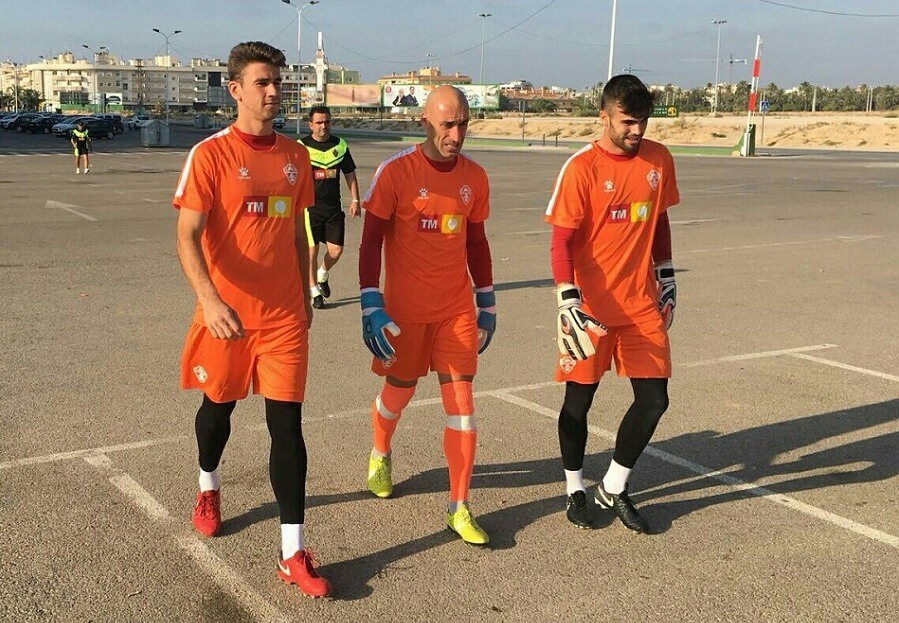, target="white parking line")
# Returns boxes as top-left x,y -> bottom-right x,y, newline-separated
489,391 -> 899,550
683,344 -> 837,367
791,353 -> 899,383
45,199 -> 97,221
83,453 -> 290,623
690,235 -> 882,253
